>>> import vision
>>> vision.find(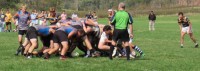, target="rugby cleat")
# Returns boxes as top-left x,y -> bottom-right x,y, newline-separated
60,55 -> 67,60
44,53 -> 50,59
140,53 -> 145,59
195,44 -> 199,48
15,45 -> 23,56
